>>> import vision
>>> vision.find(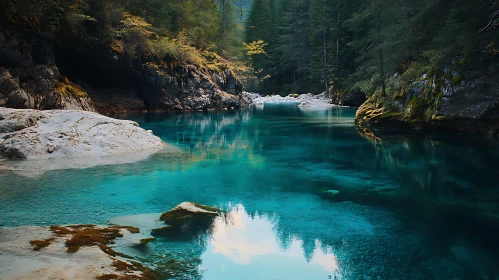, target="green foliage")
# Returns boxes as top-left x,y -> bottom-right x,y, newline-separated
244,0 -> 499,95
243,40 -> 268,56
1,0 -> 93,36
3,0 -> 497,96
1,0 -> 245,60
